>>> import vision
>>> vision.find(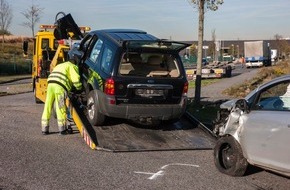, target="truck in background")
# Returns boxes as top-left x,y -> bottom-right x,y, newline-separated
244,41 -> 271,68
185,60 -> 233,80
183,55 -> 234,80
